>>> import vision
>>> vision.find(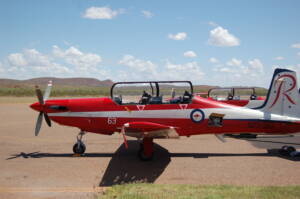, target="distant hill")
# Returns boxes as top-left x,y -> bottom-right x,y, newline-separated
0,77 -> 114,88
0,77 -> 267,97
